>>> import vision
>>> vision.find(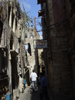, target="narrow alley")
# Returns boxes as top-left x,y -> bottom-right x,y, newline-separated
0,0 -> 75,100
19,84 -> 53,100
